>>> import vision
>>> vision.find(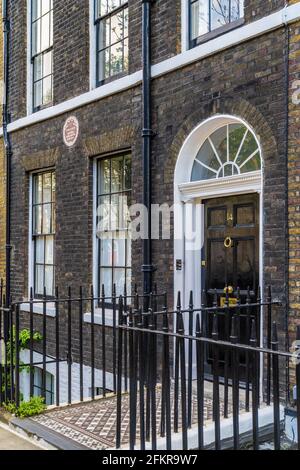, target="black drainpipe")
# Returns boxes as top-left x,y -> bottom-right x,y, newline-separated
2,0 -> 12,319
141,0 -> 154,295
